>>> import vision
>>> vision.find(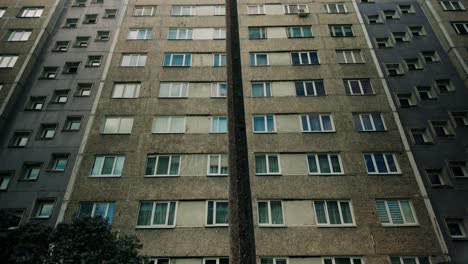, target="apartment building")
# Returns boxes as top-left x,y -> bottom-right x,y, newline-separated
0,0 -> 125,227
357,0 -> 468,262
